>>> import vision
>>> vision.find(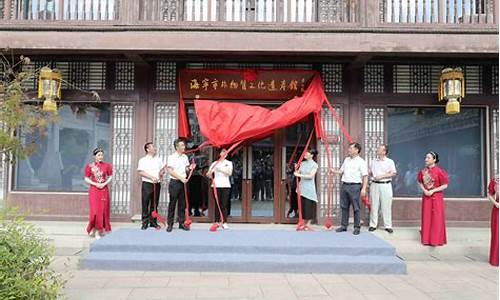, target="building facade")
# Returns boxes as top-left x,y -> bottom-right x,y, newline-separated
0,0 -> 498,225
